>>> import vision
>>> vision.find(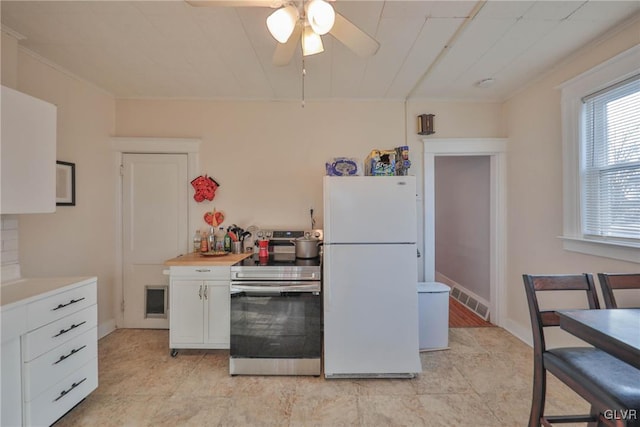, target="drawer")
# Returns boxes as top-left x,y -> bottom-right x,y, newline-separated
25,357 -> 98,427
27,282 -> 96,330
23,305 -> 97,362
170,266 -> 230,280
23,327 -> 97,400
